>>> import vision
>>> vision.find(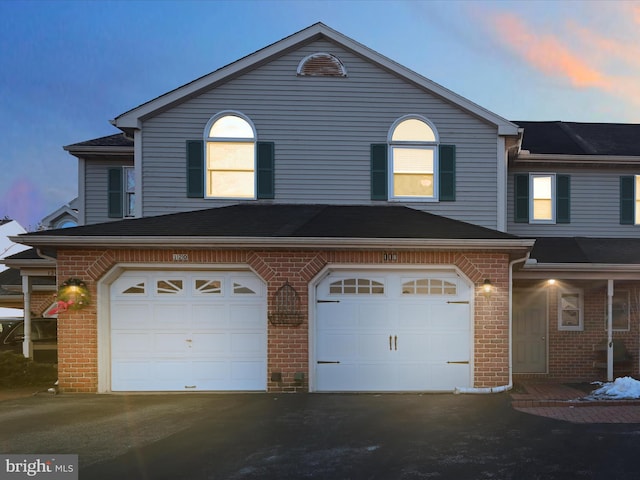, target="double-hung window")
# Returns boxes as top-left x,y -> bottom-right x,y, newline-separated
558,289 -> 583,331
514,173 -> 570,224
108,165 -> 135,218
205,113 -> 256,199
186,112 -> 274,200
389,117 -> 438,200
370,115 -> 455,202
